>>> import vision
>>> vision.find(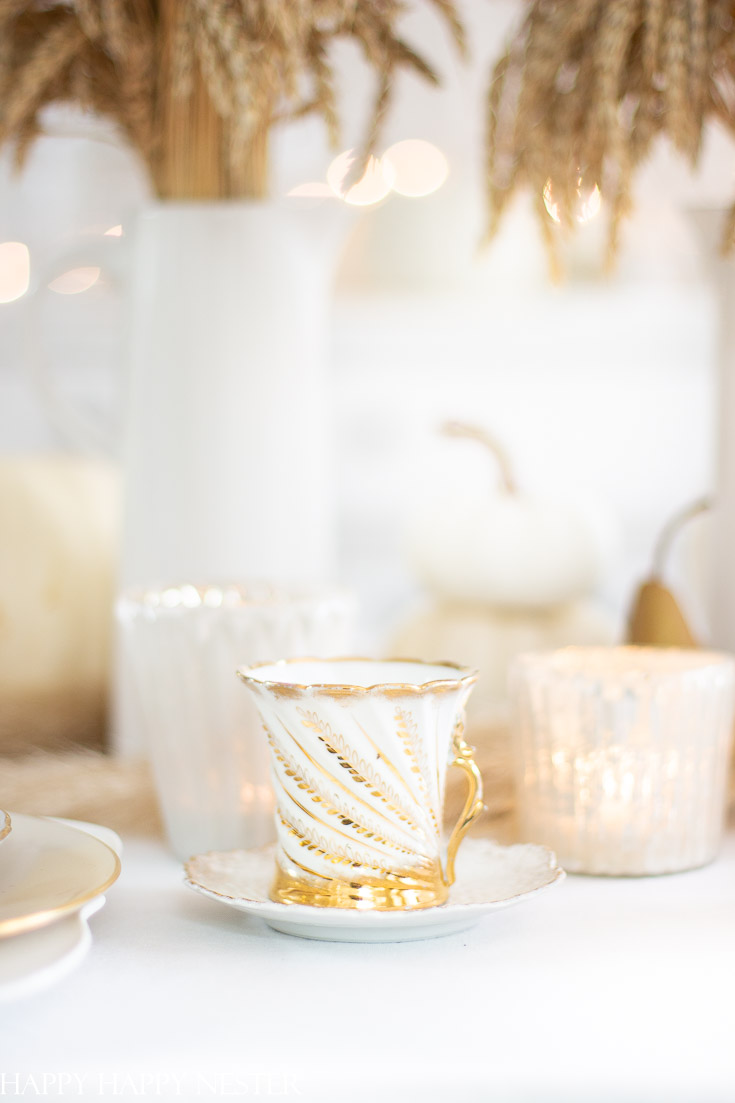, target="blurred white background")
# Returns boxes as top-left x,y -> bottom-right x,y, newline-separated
1,0 -> 734,649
